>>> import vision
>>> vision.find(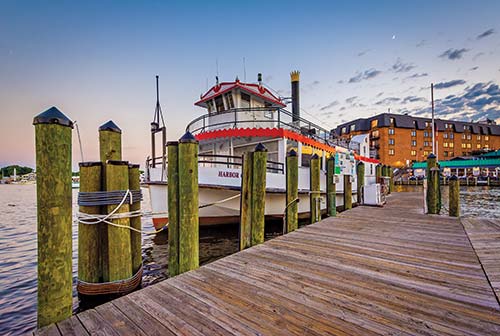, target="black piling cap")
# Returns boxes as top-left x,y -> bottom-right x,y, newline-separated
79,161 -> 102,167
167,141 -> 179,146
287,149 -> 297,157
449,175 -> 458,181
33,106 -> 74,128
427,153 -> 436,159
99,120 -> 122,133
106,160 -> 129,166
311,153 -> 319,160
254,143 -> 267,152
179,131 -> 198,144
128,163 -> 140,169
